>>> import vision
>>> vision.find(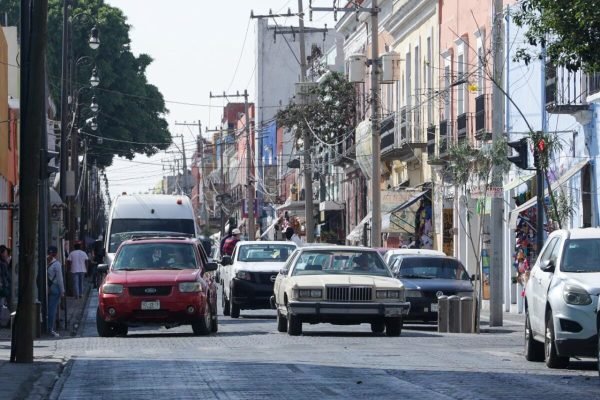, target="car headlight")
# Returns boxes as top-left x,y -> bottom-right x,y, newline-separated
179,282 -> 202,293
405,290 -> 422,298
296,289 -> 322,299
236,271 -> 252,281
376,290 -> 401,299
563,284 -> 592,305
102,283 -> 123,294
456,291 -> 474,298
